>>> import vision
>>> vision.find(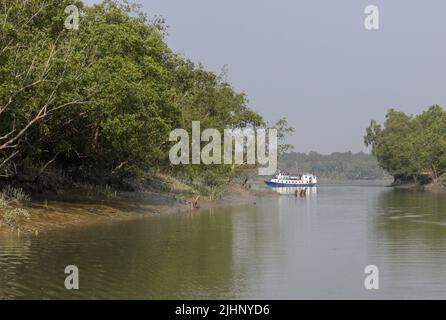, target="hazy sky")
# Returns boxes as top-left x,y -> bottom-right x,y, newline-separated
85,0 -> 446,153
